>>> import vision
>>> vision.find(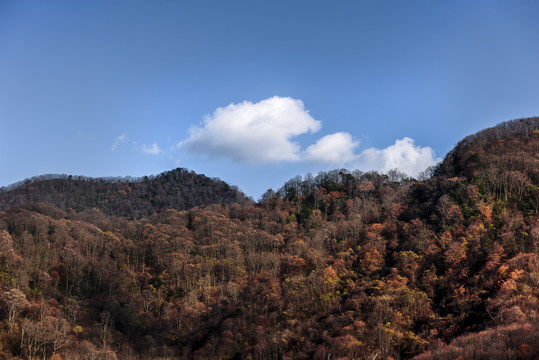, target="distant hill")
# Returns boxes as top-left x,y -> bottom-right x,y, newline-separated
0,119 -> 536,360
0,167 -> 251,217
